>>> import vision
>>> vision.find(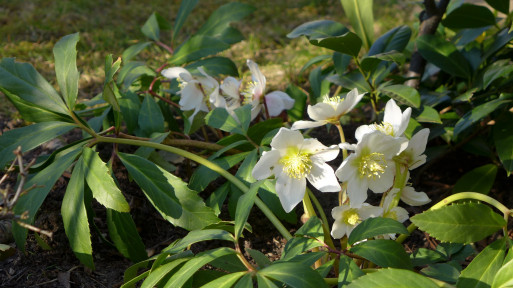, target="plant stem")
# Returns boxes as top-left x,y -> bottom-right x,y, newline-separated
96,136 -> 293,240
